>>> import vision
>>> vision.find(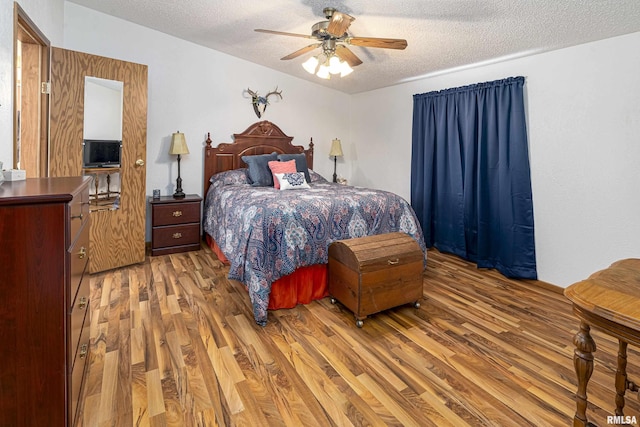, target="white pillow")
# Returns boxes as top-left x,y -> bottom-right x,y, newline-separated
275,172 -> 310,190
